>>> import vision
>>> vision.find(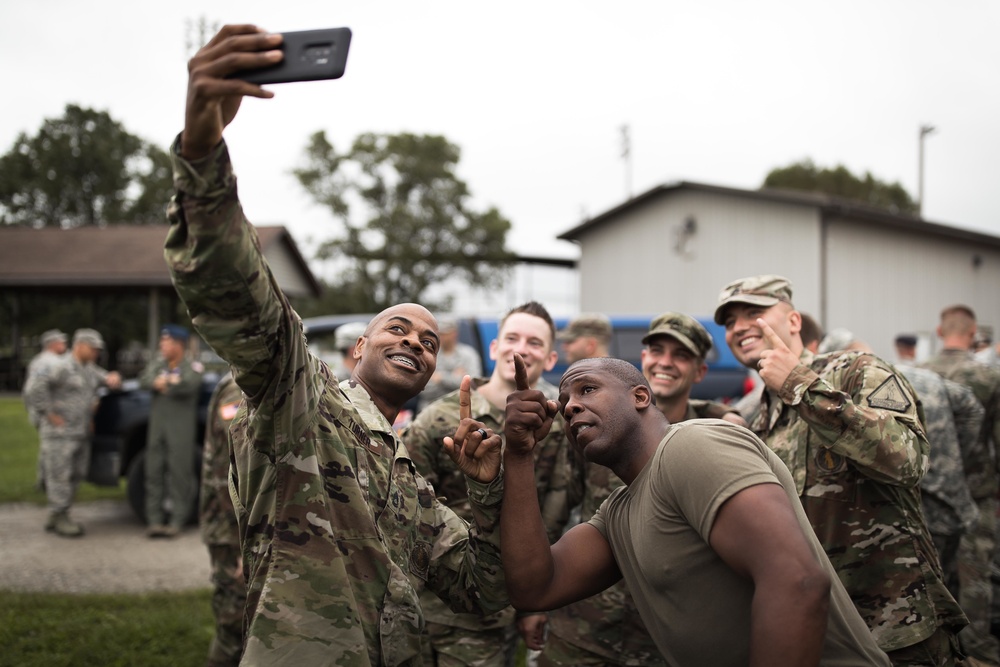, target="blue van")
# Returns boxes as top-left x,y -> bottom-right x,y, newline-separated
303,314 -> 750,403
